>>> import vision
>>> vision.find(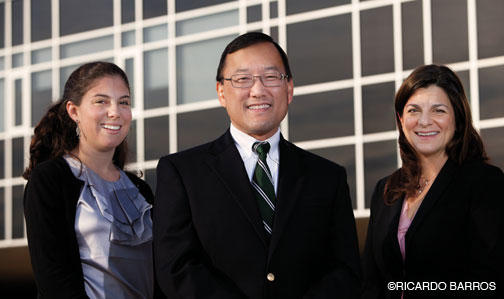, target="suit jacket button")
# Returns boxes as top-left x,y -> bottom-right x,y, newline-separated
267,273 -> 275,282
